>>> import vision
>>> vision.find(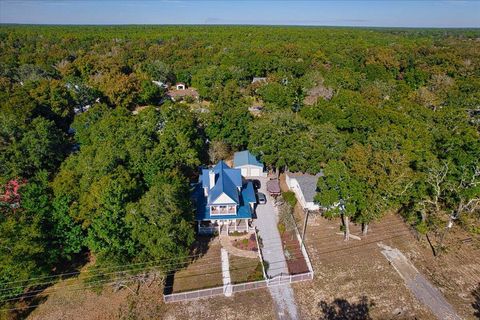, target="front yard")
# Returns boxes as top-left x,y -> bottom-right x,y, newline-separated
171,236 -> 223,293
229,255 -> 264,284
